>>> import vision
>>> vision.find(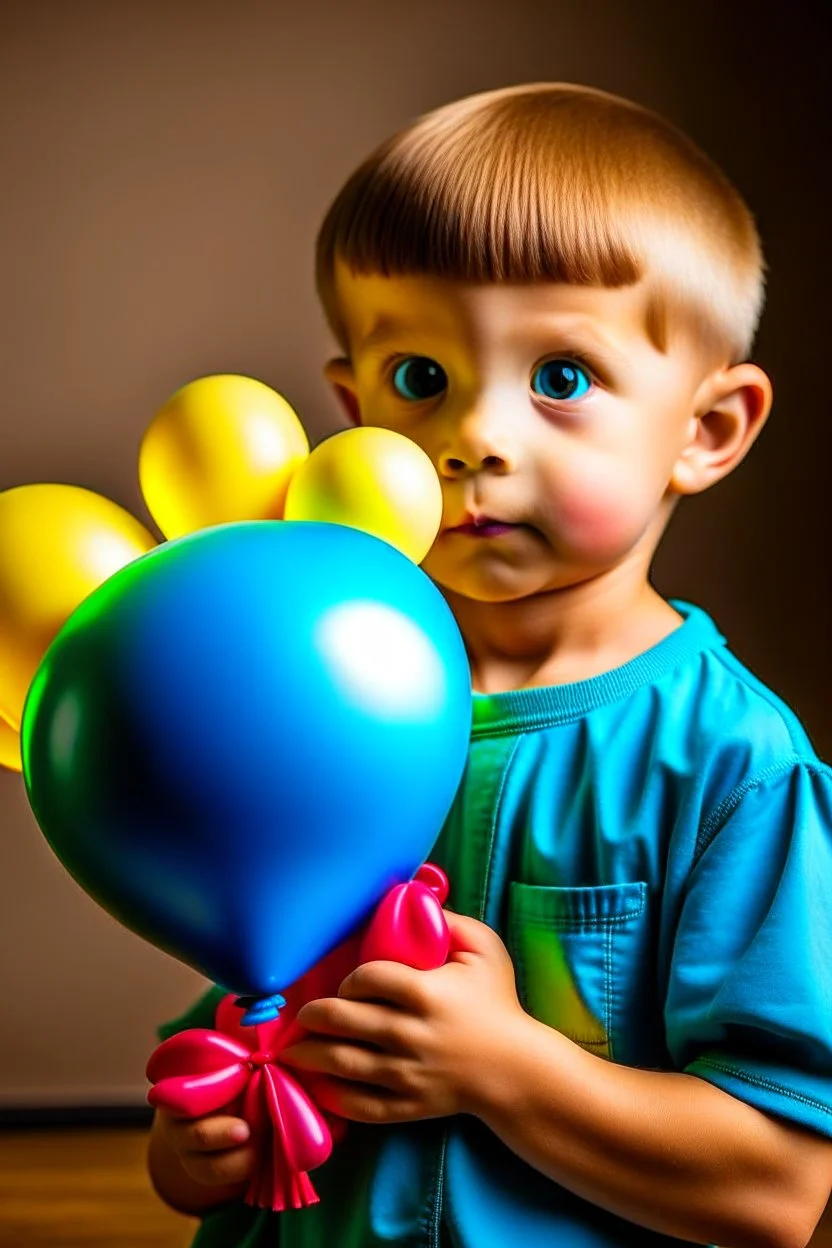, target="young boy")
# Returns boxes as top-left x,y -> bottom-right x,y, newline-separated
148,83 -> 832,1248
